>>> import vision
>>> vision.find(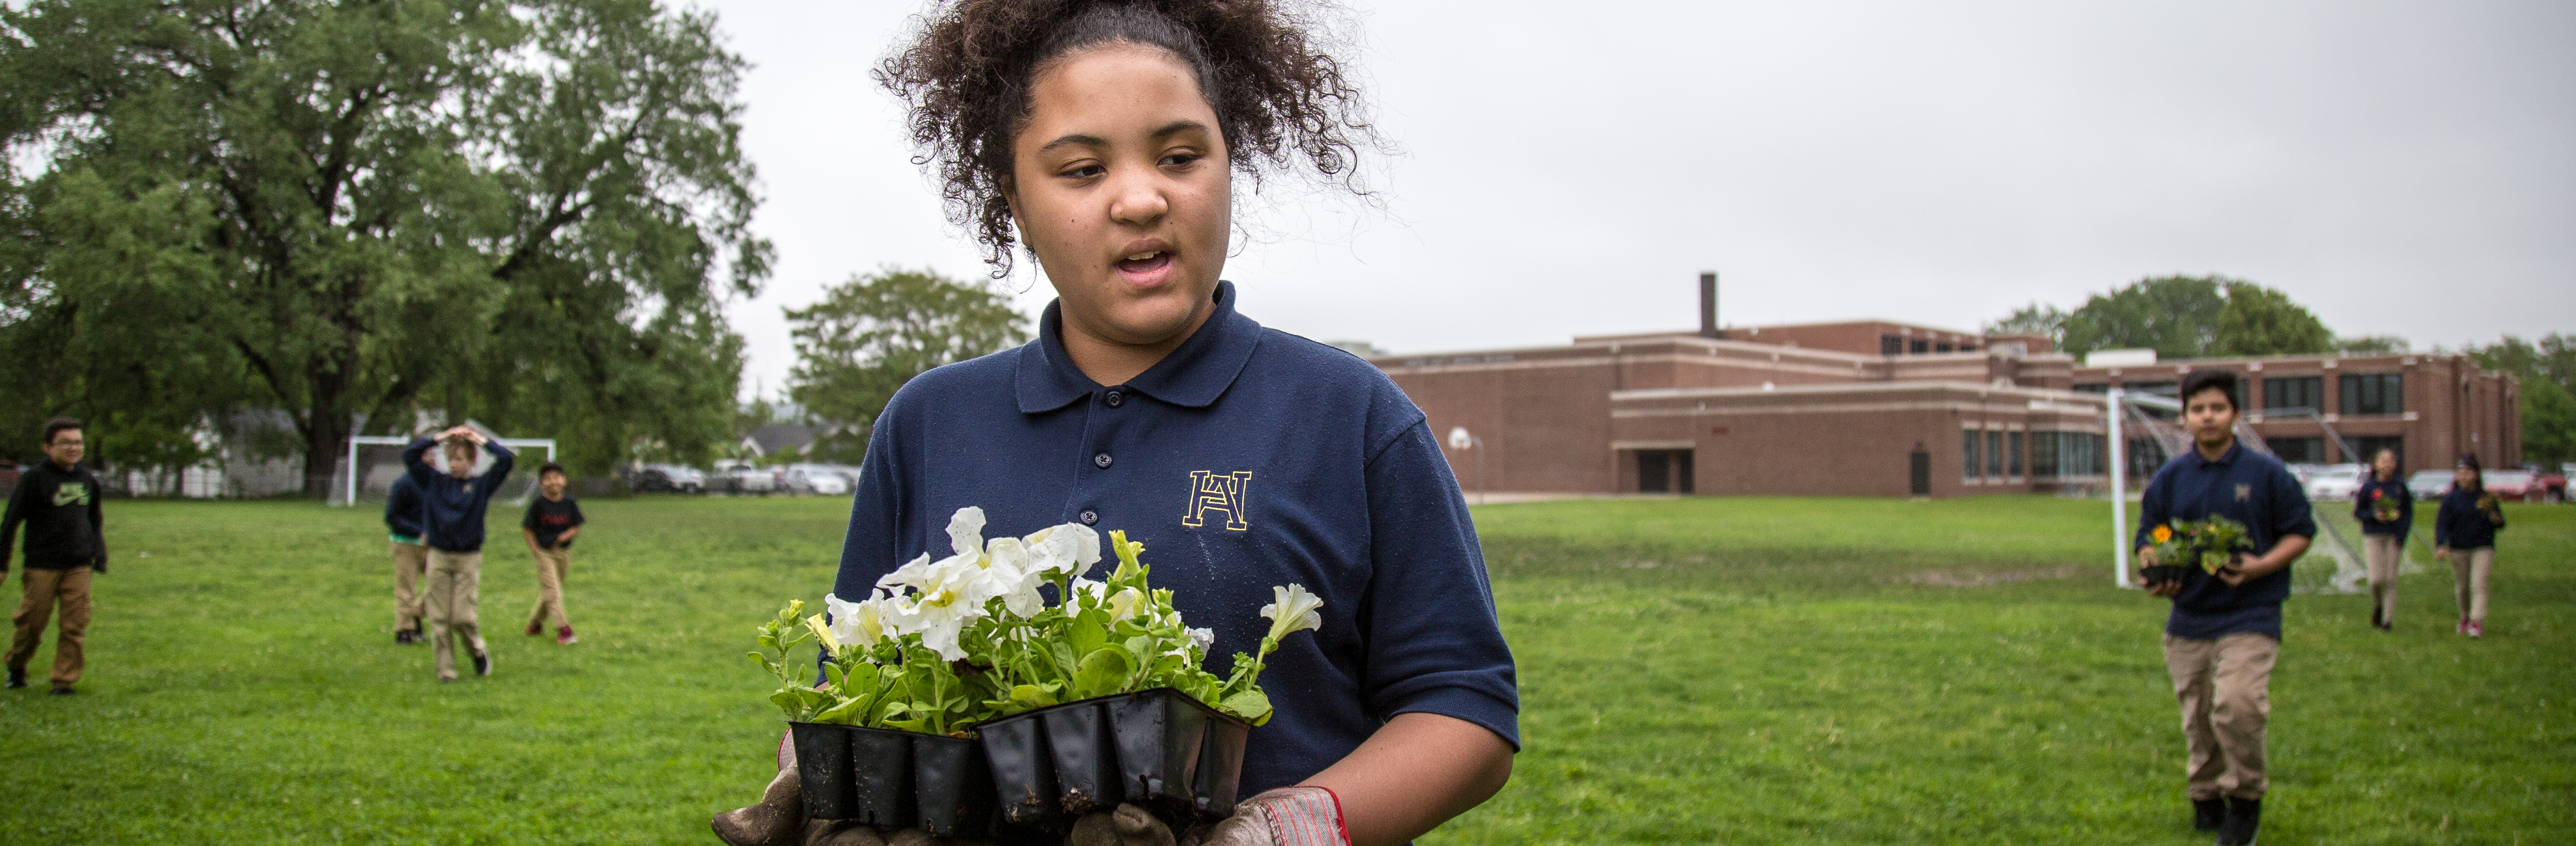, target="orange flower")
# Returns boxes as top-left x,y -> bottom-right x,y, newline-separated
2151,525 -> 2173,543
